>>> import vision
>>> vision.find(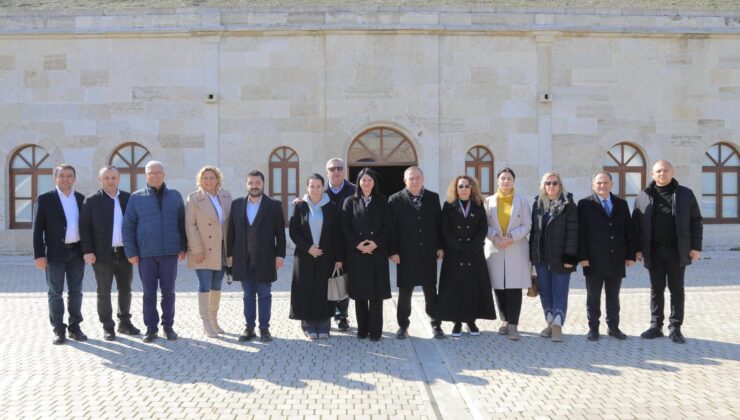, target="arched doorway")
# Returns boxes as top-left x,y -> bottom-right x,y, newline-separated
347,127 -> 418,197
